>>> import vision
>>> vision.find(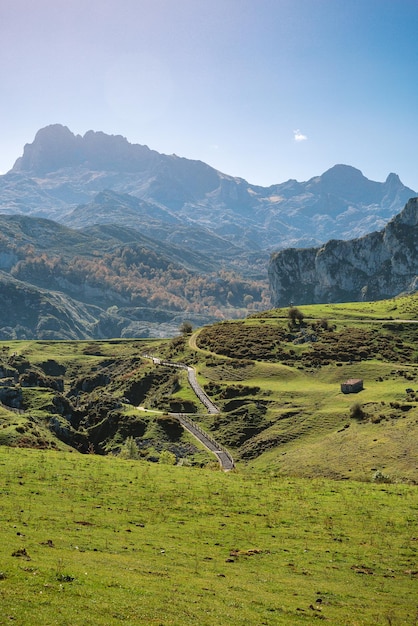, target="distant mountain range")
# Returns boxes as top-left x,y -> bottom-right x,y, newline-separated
0,124 -> 416,338
3,124 -> 416,250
